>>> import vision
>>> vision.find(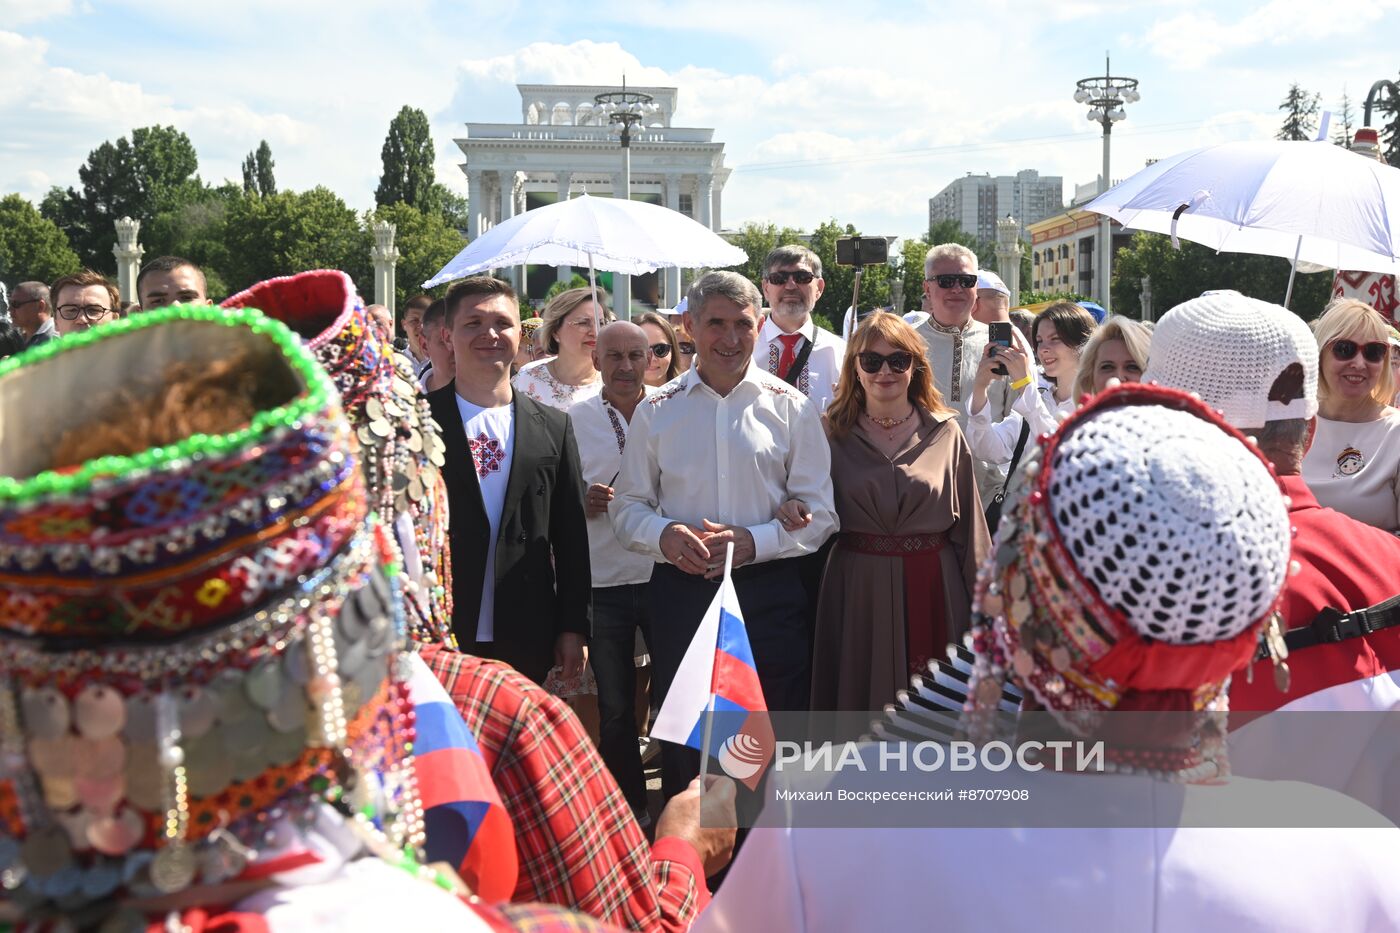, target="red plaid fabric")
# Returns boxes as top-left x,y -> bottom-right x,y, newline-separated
422,646 -> 708,932
479,901 -> 629,933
